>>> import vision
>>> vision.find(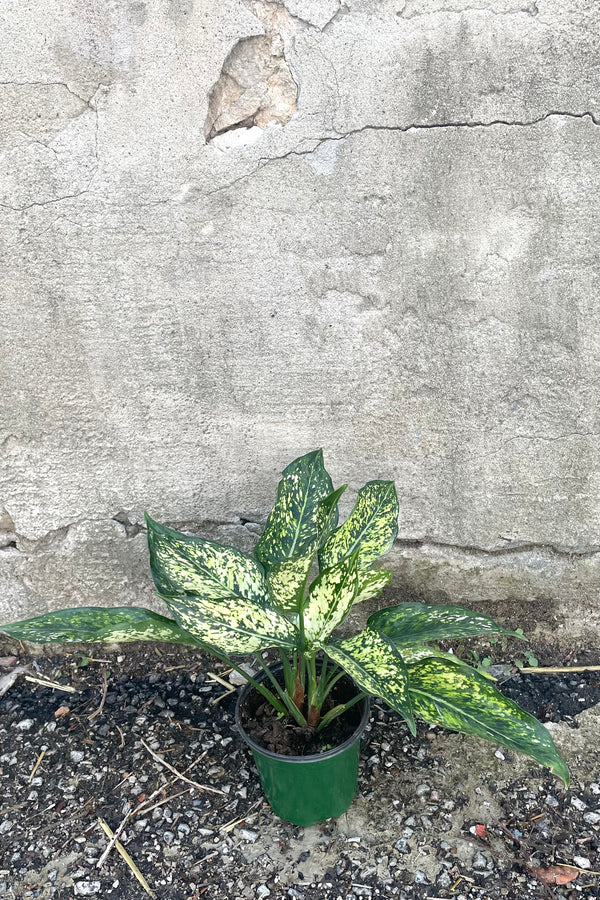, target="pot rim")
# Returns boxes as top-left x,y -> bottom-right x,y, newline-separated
235,662 -> 371,764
